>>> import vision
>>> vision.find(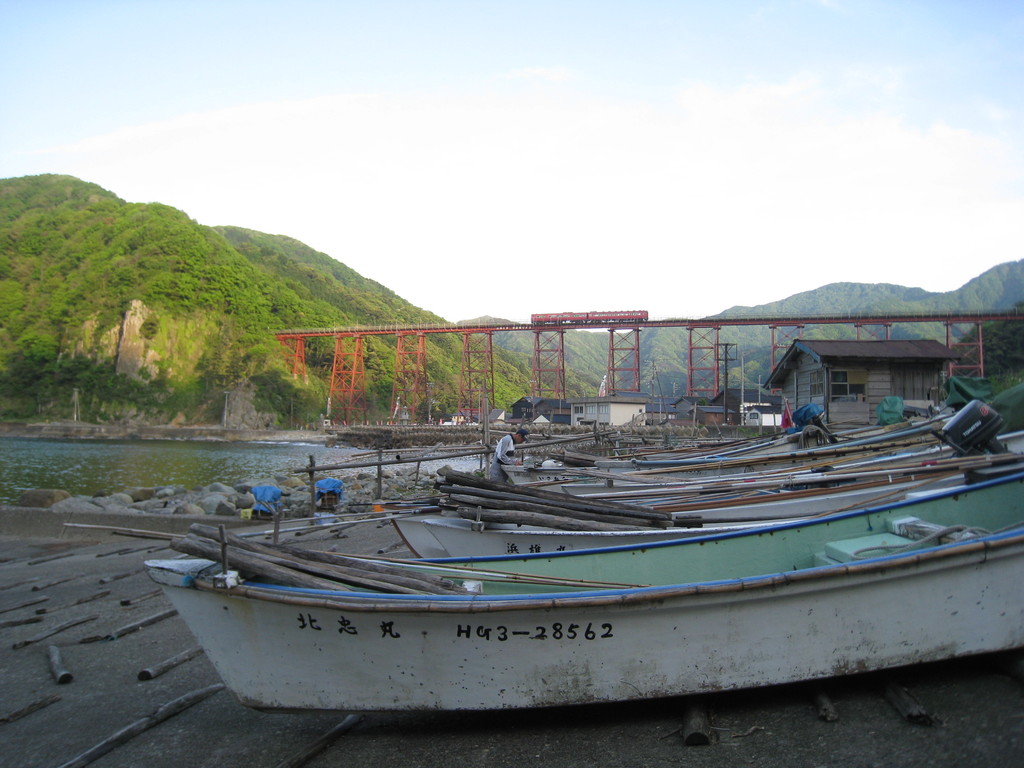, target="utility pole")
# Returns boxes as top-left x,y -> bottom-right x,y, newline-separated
718,343 -> 735,425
